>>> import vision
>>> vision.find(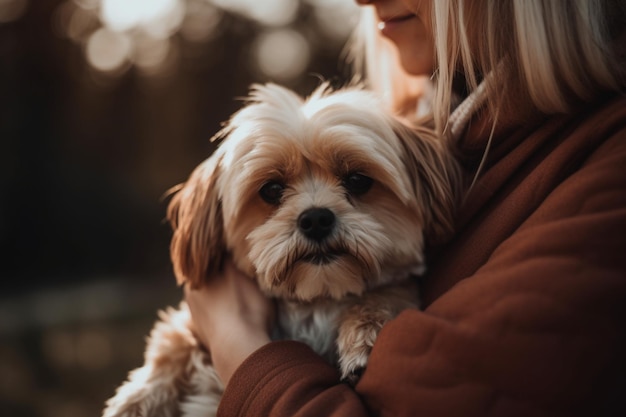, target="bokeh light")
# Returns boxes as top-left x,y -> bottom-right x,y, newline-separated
52,0 -> 360,80
0,0 -> 29,23
86,27 -> 132,73
75,0 -> 98,10
100,0 -> 182,35
309,0 -> 361,42
254,29 -> 311,81
61,4 -> 99,42
212,0 -> 298,27
180,0 -> 222,43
